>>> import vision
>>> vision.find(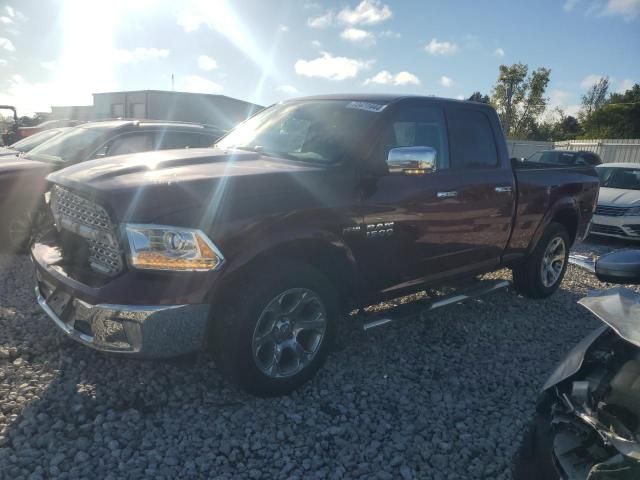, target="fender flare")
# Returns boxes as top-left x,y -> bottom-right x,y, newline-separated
527,196 -> 580,254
